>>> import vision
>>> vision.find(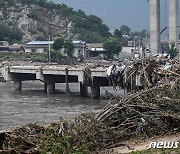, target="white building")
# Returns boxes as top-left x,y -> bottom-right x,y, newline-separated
25,41 -> 54,53
72,40 -> 86,57
86,43 -> 105,57
60,40 -> 87,58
